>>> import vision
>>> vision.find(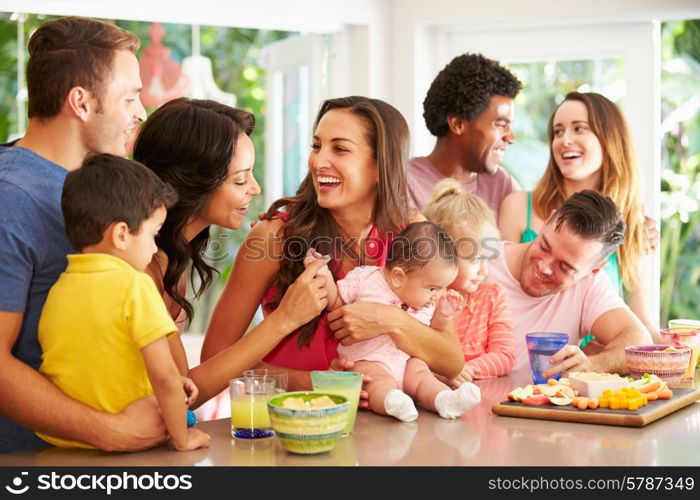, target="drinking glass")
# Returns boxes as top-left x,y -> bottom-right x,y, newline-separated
230,377 -> 275,439
525,332 -> 569,384
243,368 -> 288,394
661,326 -> 700,381
310,371 -> 363,436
